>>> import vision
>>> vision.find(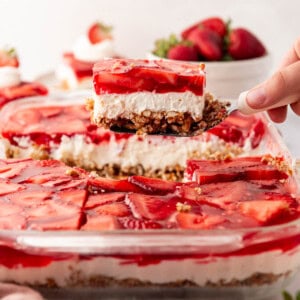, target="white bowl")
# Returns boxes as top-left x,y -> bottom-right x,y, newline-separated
147,52 -> 272,99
